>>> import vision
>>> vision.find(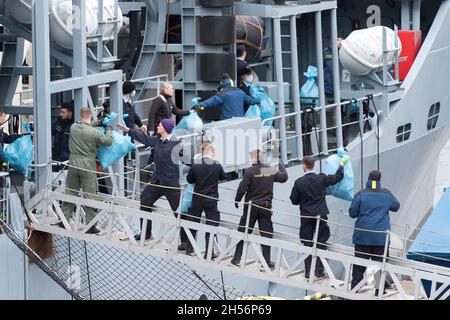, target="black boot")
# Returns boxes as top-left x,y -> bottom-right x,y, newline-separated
86,225 -> 101,234
204,233 -> 218,260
